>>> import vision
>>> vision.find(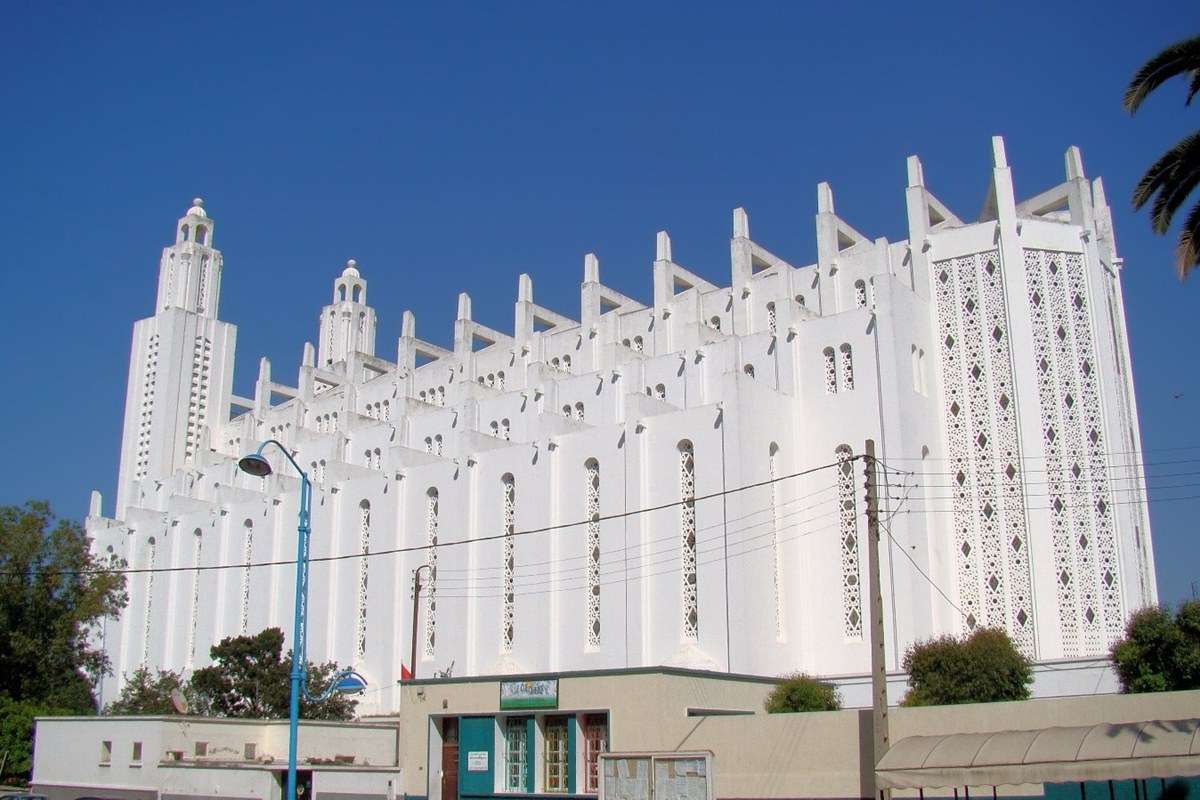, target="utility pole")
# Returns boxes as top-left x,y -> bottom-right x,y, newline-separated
864,440 -> 890,799
410,565 -> 430,681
